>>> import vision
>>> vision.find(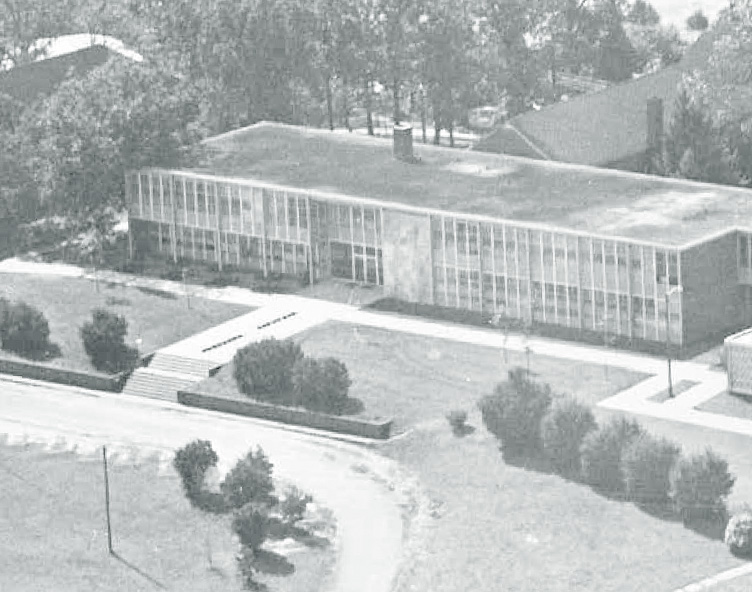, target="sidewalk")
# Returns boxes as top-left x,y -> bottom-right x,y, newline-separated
3,257 -> 749,439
